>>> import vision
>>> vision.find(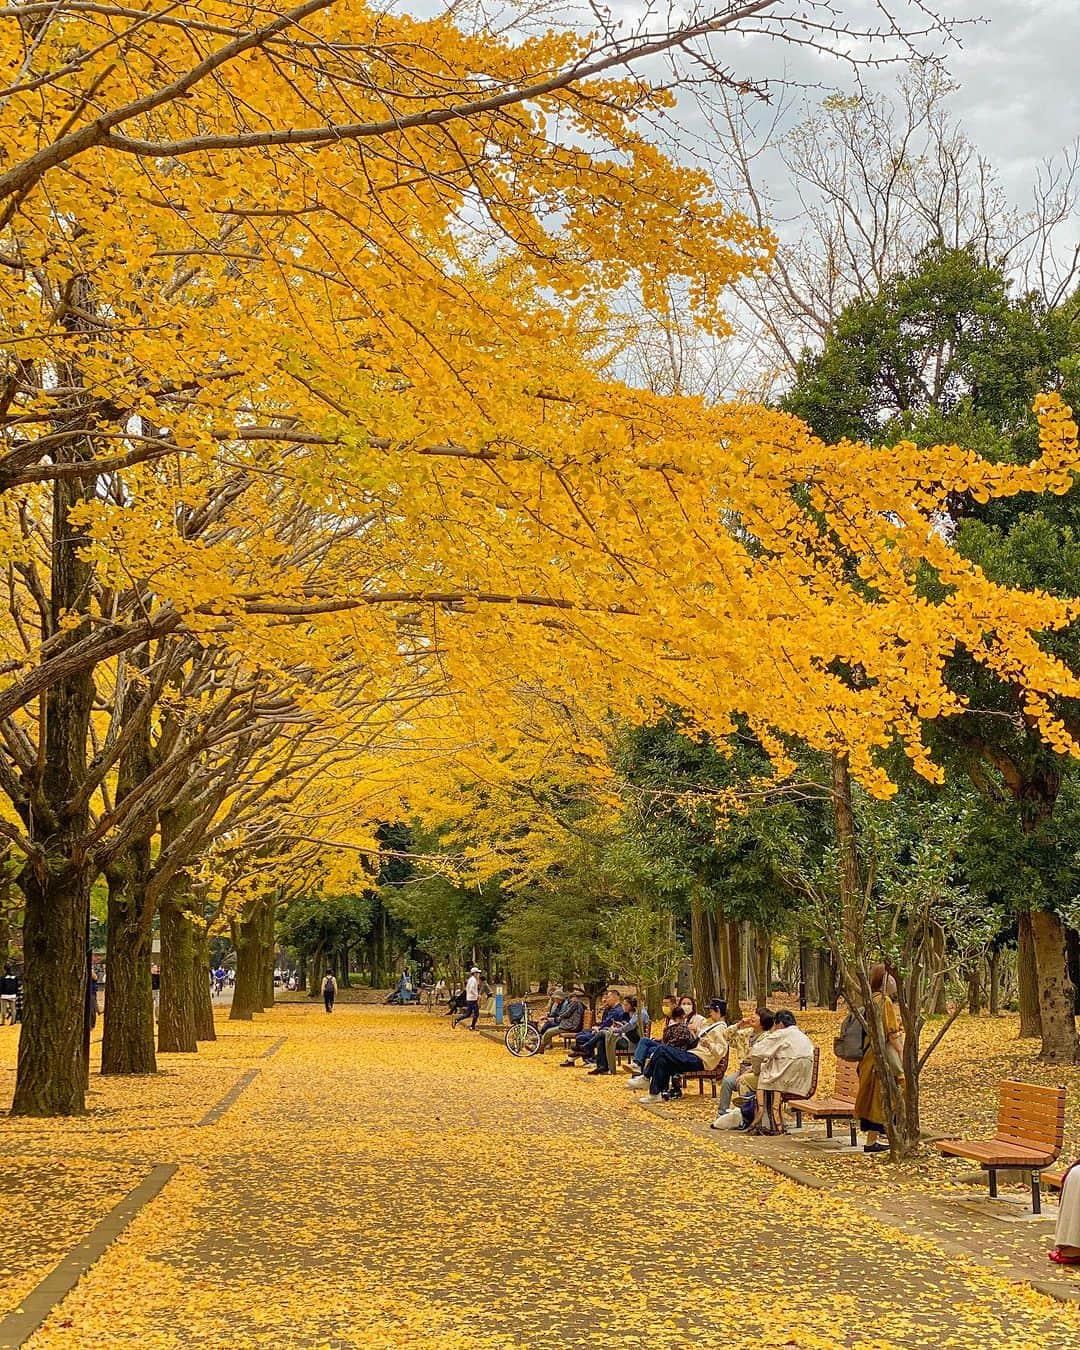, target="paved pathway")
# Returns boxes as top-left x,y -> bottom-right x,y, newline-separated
6,1007 -> 1080,1348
